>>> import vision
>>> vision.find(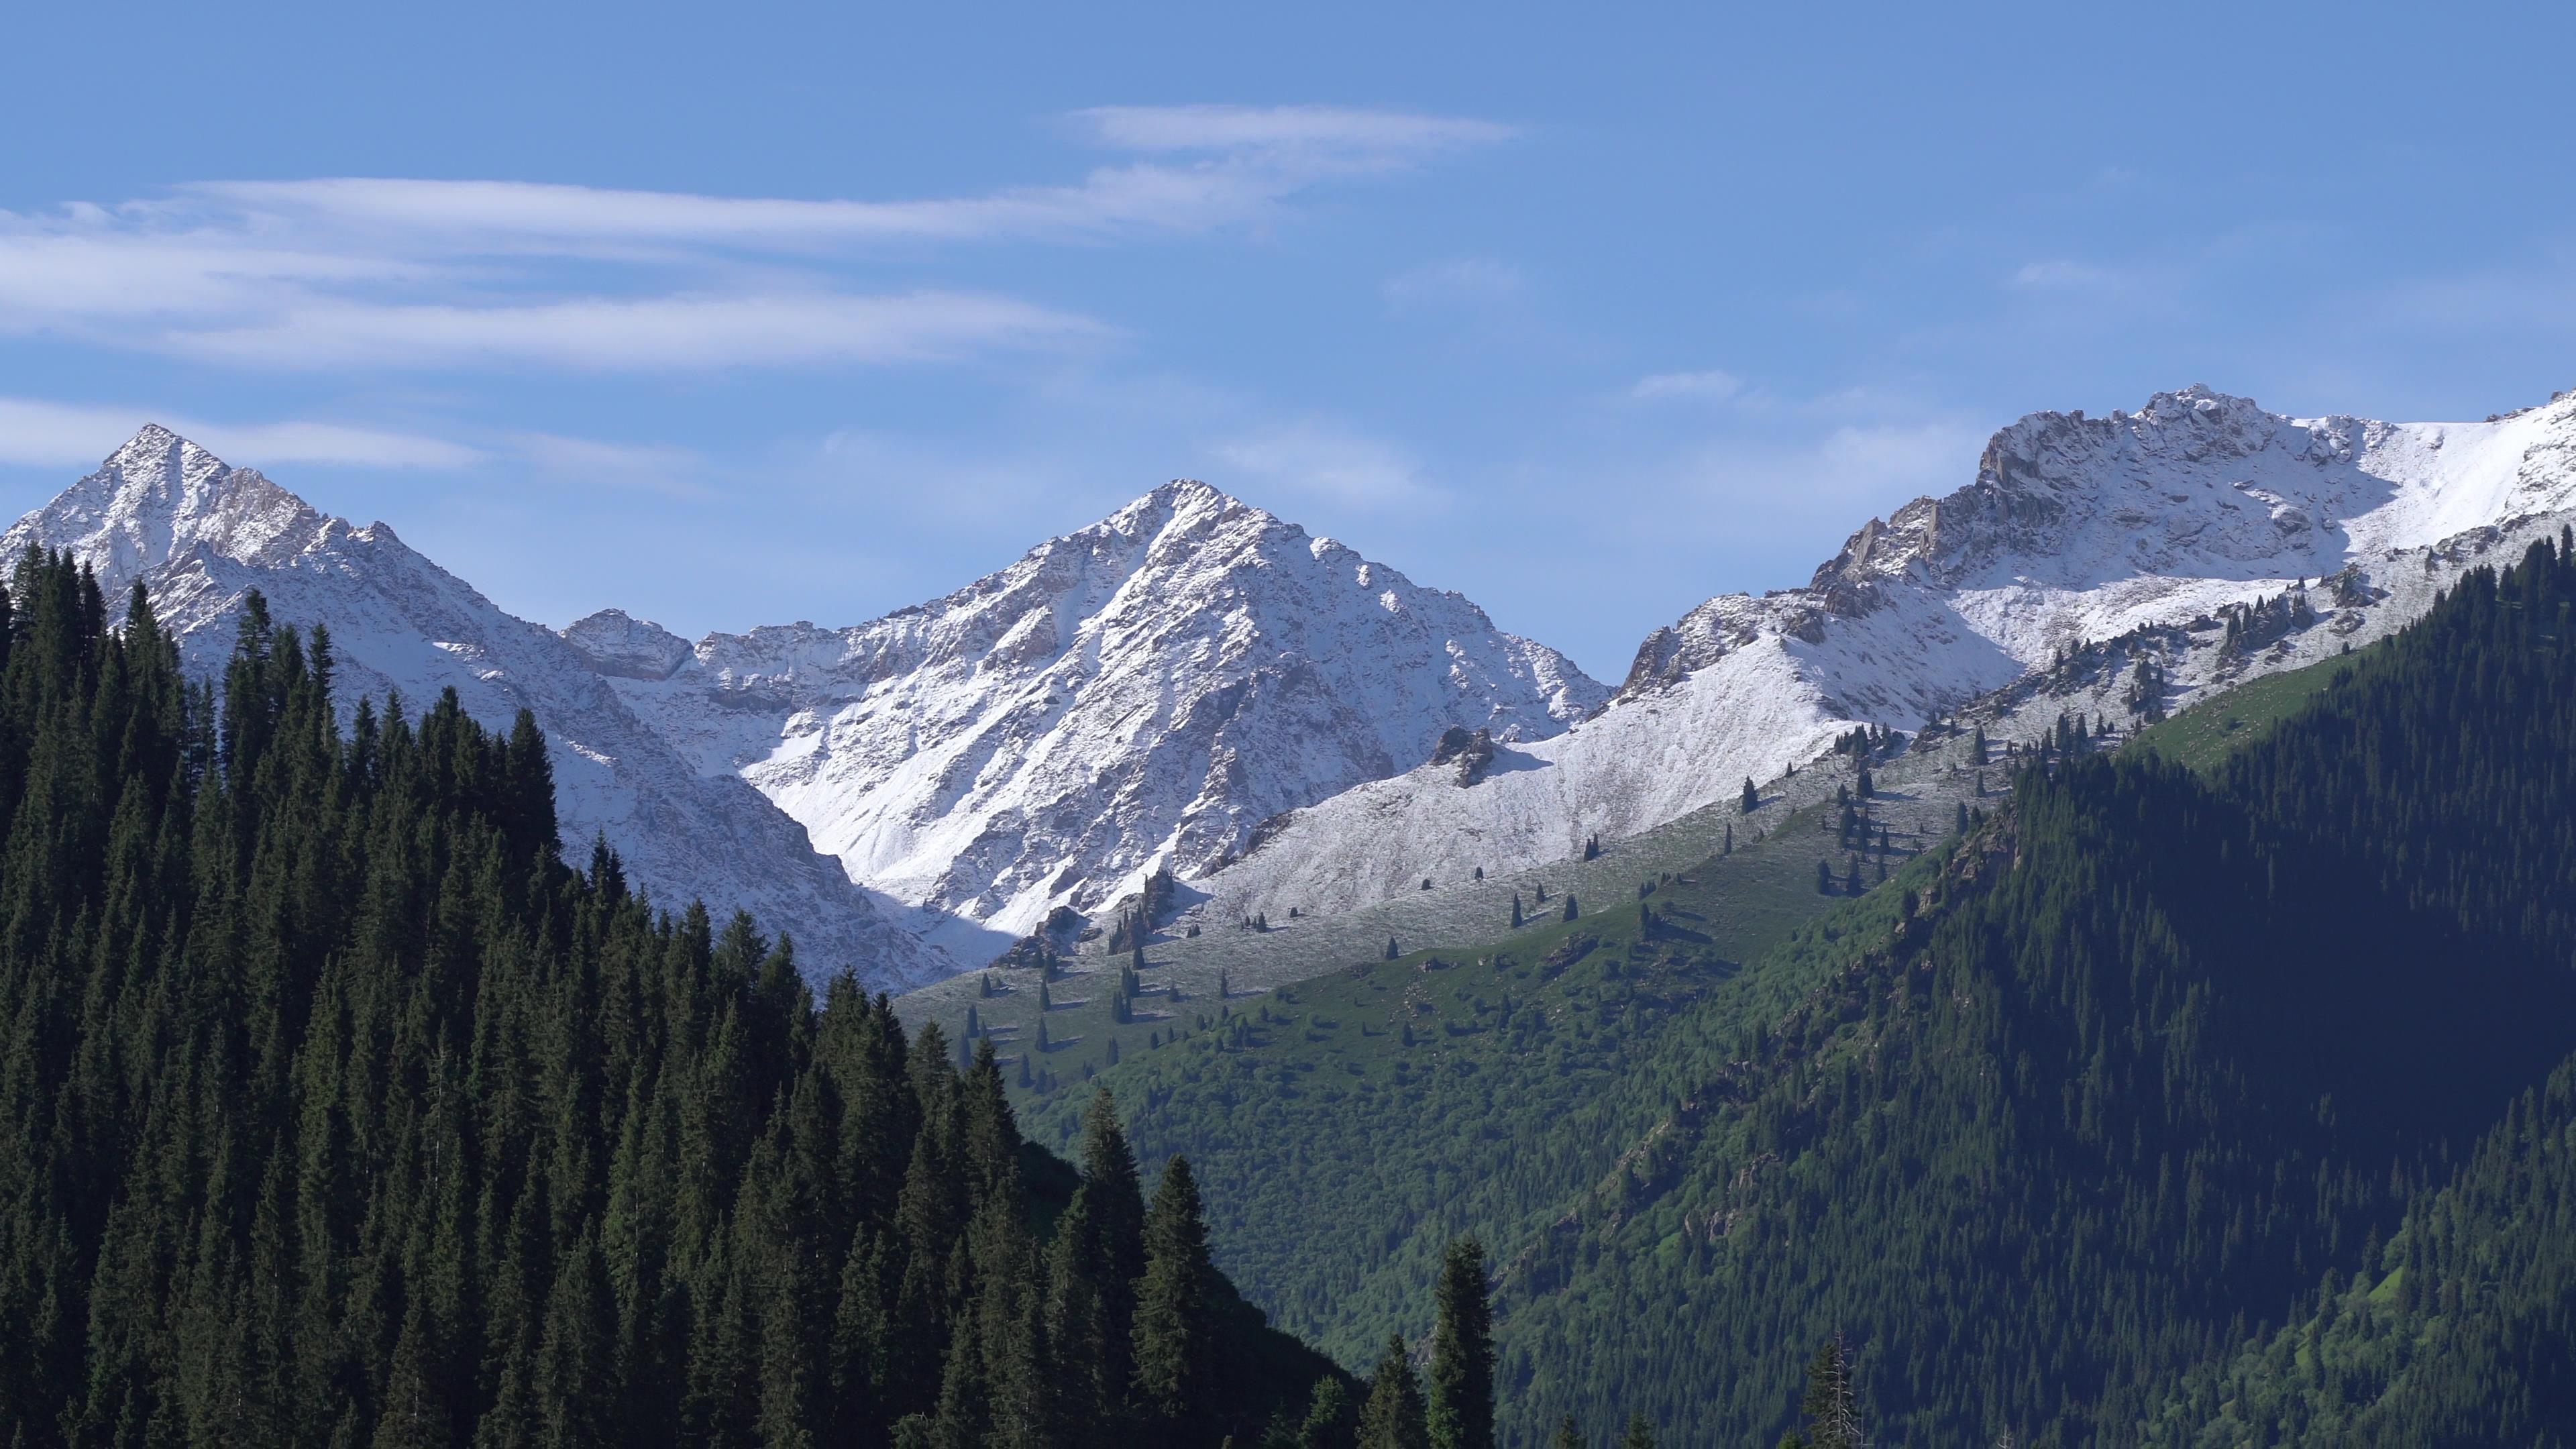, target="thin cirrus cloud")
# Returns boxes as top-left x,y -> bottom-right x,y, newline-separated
1208,419 -> 1442,511
1381,257 -> 1525,309
183,106 -> 1515,254
0,396 -> 727,504
160,292 -> 1108,373
0,105 -> 1511,376
1631,369 -> 1747,403
0,396 -> 484,470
